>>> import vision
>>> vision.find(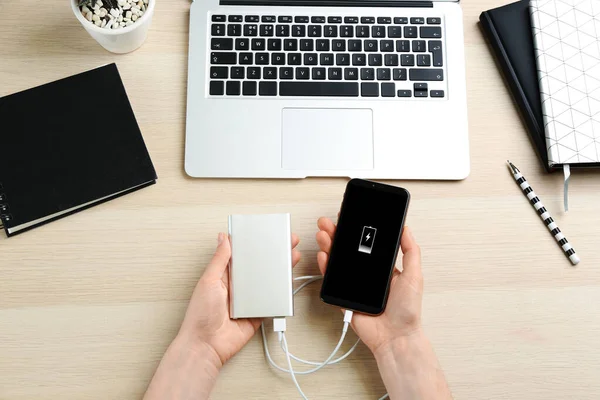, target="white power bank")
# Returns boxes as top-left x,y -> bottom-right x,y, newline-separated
228,213 -> 294,319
